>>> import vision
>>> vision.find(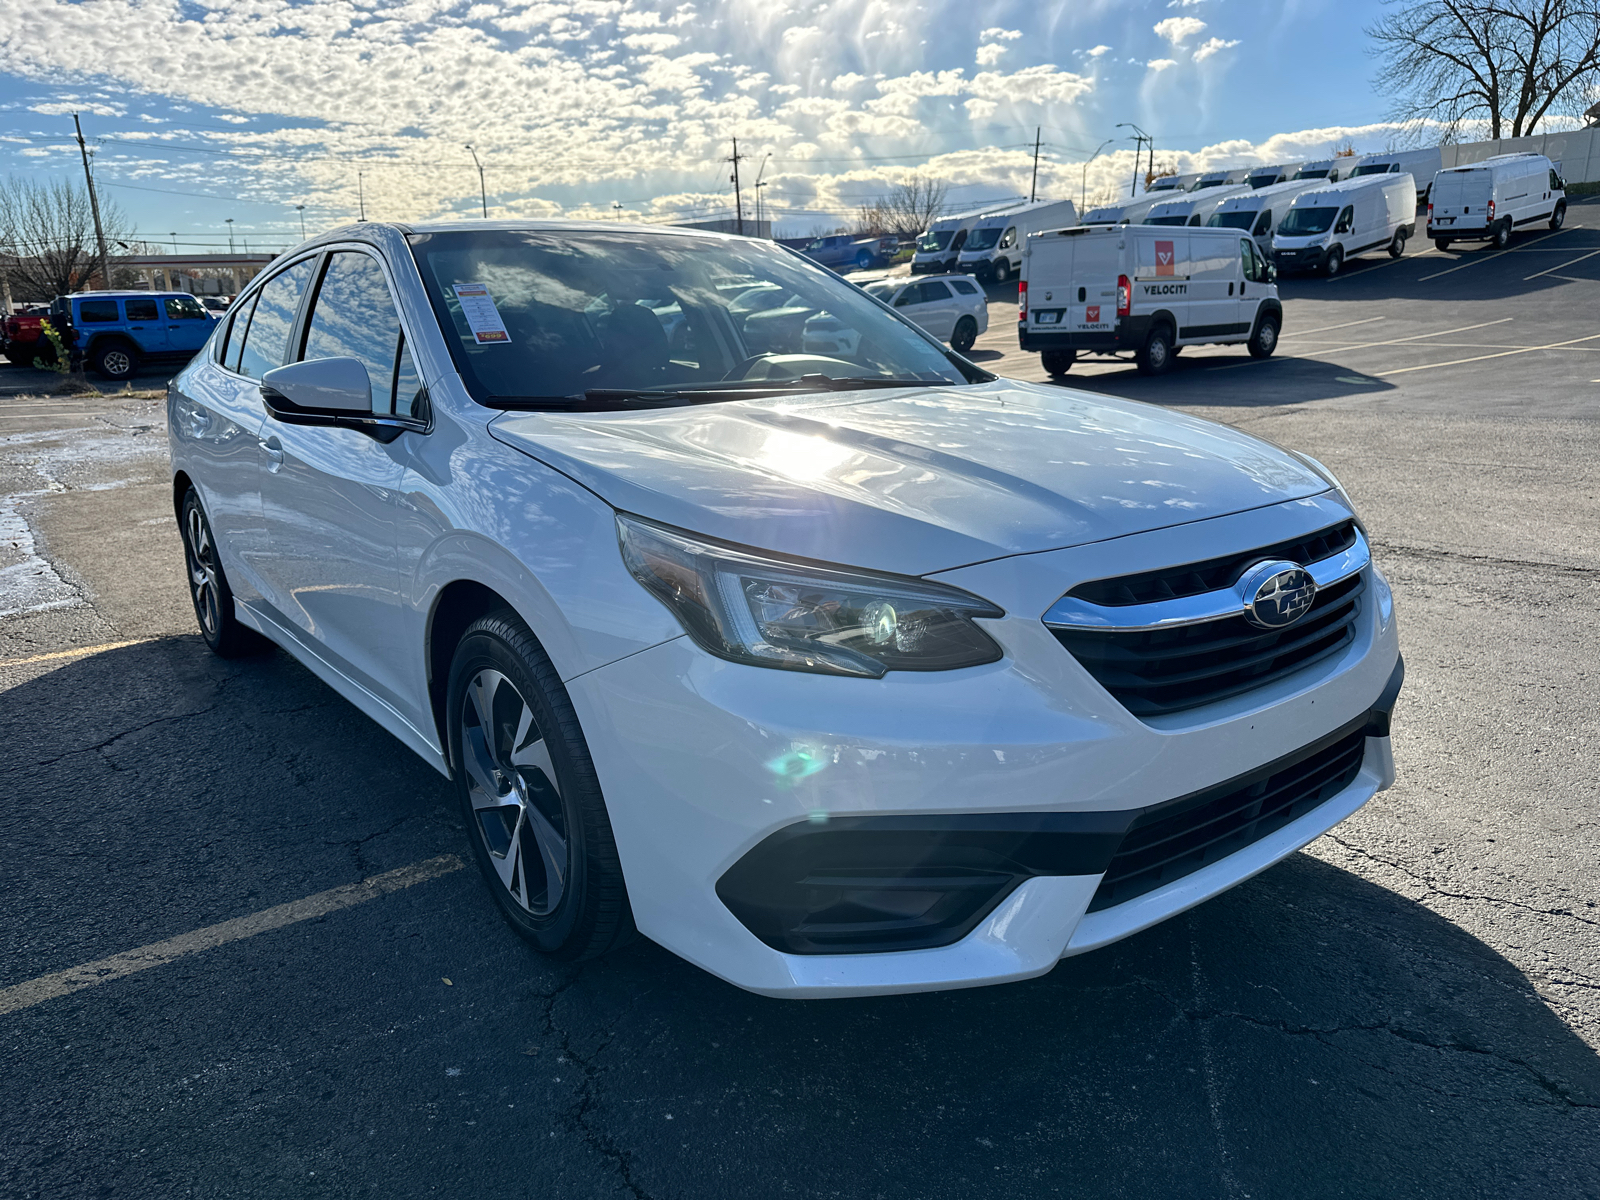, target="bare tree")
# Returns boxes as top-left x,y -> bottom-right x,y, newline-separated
0,176 -> 131,301
1368,0 -> 1600,139
855,176 -> 950,239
